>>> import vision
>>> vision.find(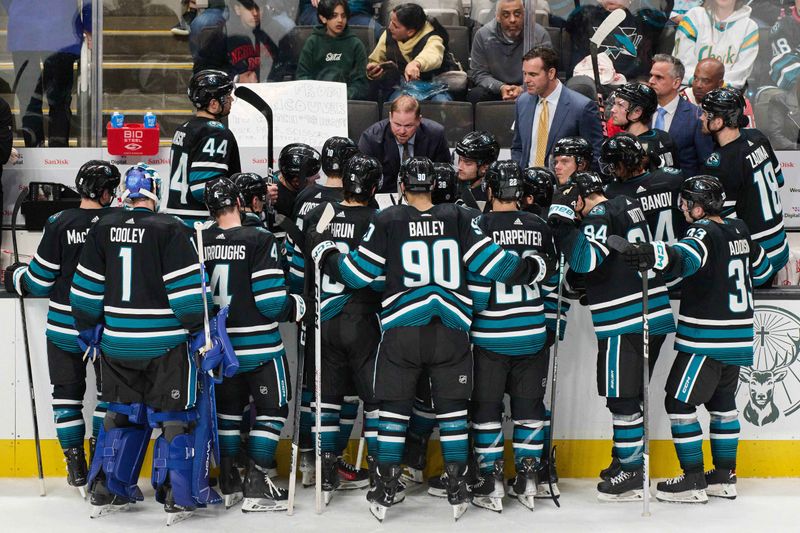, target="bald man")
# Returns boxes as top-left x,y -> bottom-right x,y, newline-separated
682,58 -> 755,127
